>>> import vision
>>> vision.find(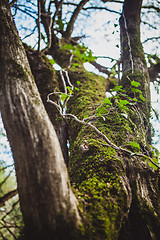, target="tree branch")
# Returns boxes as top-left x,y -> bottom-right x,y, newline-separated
9,0 -> 18,8
90,61 -> 111,75
142,36 -> 160,44
52,0 -> 63,26
142,5 -> 160,13
37,0 -> 41,52
149,62 -> 160,82
0,189 -> 18,207
64,0 -> 89,39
